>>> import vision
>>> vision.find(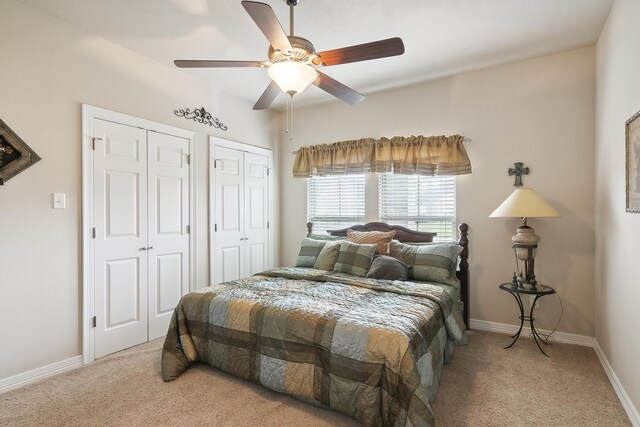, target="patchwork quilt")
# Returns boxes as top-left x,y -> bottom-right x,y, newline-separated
161,267 -> 467,426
